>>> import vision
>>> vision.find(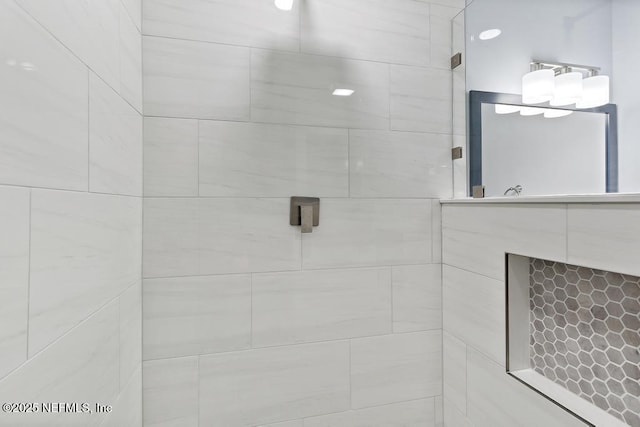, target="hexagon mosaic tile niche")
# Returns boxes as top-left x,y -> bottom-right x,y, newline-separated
529,259 -> 640,427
